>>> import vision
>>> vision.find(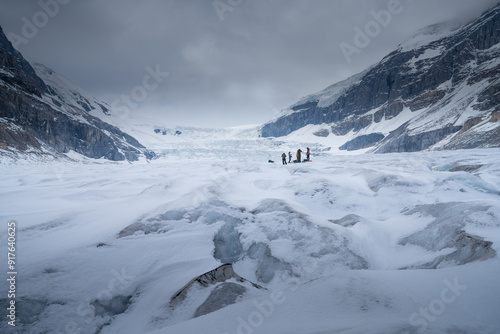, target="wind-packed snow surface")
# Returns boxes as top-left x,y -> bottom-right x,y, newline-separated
1,137 -> 500,334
